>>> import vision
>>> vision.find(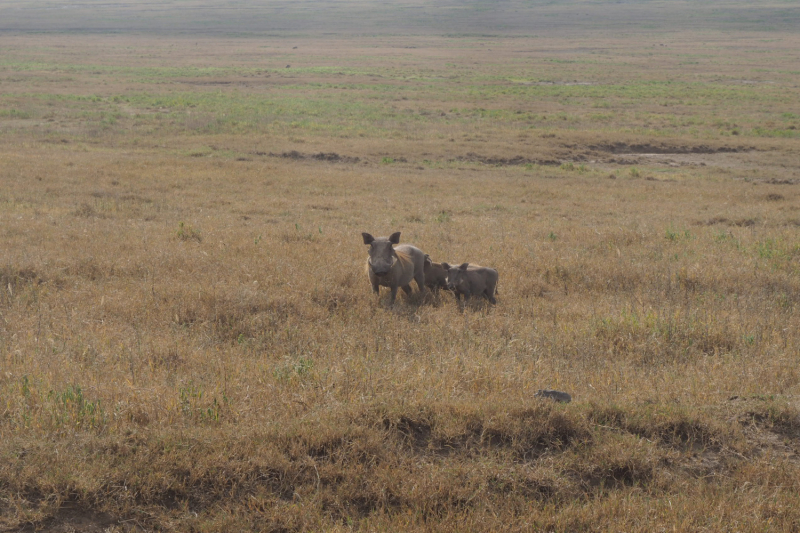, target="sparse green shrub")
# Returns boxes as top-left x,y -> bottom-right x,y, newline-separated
176,221 -> 202,242
179,382 -> 225,422
0,109 -> 32,119
665,226 -> 690,241
48,385 -> 105,429
273,357 -> 314,381
756,238 -> 780,259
